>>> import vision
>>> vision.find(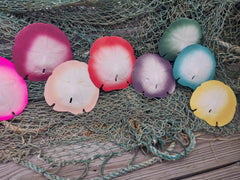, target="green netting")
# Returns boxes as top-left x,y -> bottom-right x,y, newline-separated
0,0 -> 239,179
